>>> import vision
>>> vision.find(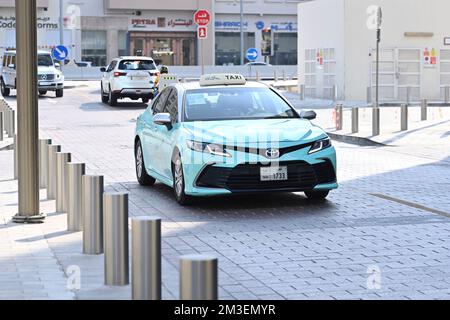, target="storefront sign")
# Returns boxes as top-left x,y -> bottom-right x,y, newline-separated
269,22 -> 297,32
129,15 -> 196,31
0,16 -> 58,29
215,21 -> 249,31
